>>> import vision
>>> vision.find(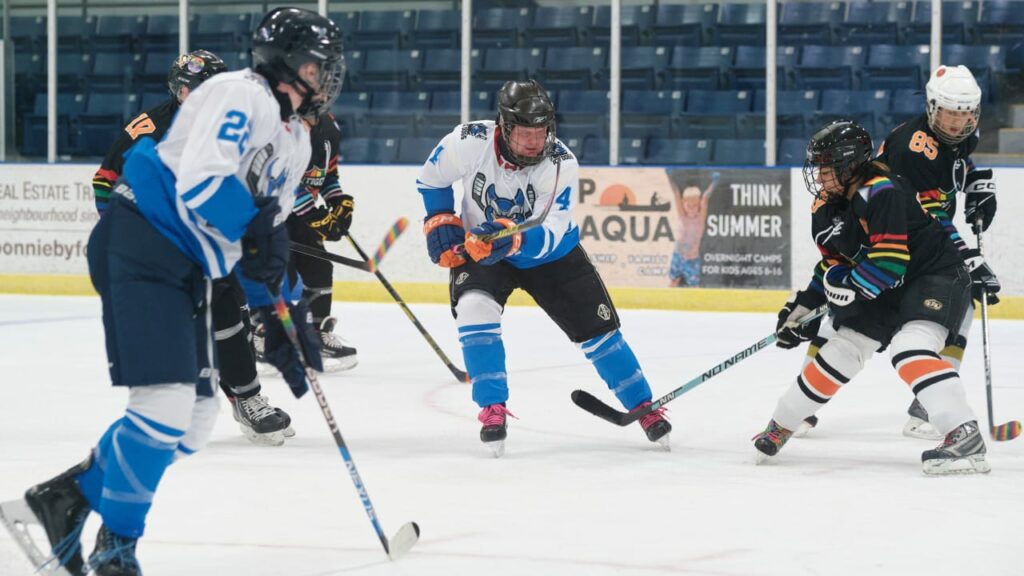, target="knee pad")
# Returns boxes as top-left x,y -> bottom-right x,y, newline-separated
890,321 -> 958,396
455,290 -> 503,328
798,327 -> 877,402
176,396 -> 220,459
889,320 -> 947,359
126,384 -> 197,442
